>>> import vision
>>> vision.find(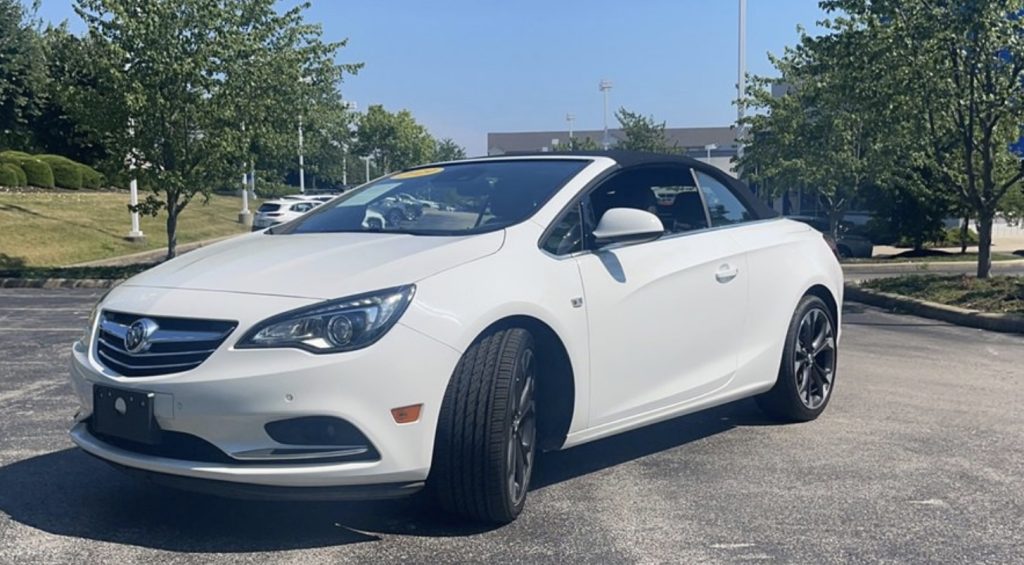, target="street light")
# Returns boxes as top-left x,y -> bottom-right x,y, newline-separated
705,143 -> 718,161
360,155 -> 372,183
566,113 -> 576,140
737,0 -> 747,156
599,79 -> 613,149
125,119 -> 143,240
298,116 -> 305,193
